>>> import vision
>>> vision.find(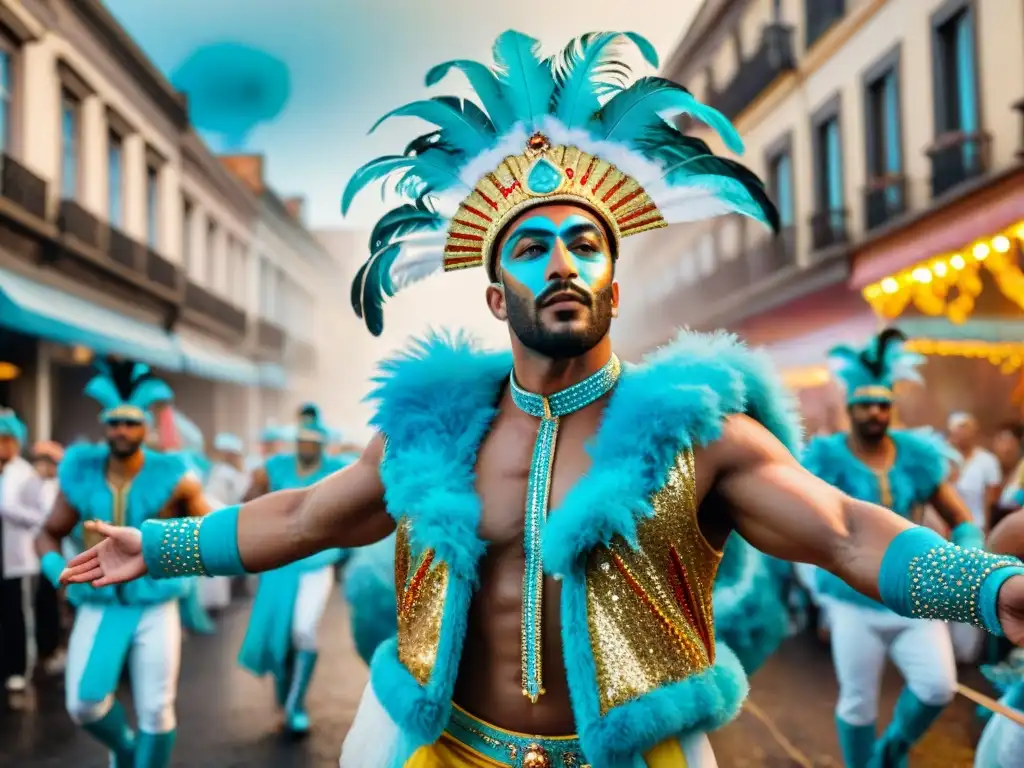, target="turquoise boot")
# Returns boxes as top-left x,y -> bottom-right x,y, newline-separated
82,701 -> 135,768
872,688 -> 946,767
134,730 -> 175,768
836,716 -> 875,768
284,650 -> 318,734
